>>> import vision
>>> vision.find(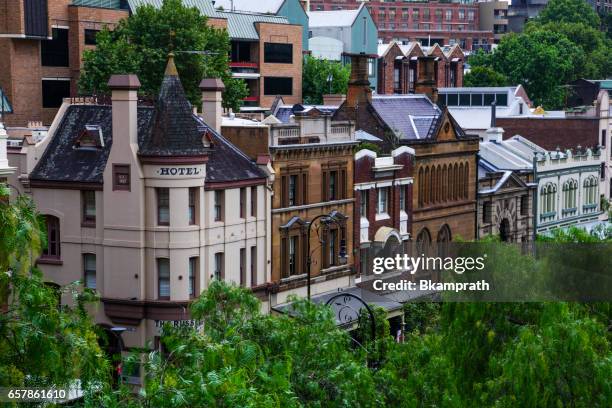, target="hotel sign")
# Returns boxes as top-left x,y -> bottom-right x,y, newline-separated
156,167 -> 201,176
